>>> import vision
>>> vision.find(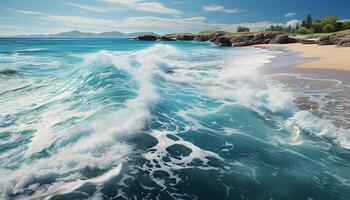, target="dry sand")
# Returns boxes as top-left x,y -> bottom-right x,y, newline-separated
255,43 -> 350,72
